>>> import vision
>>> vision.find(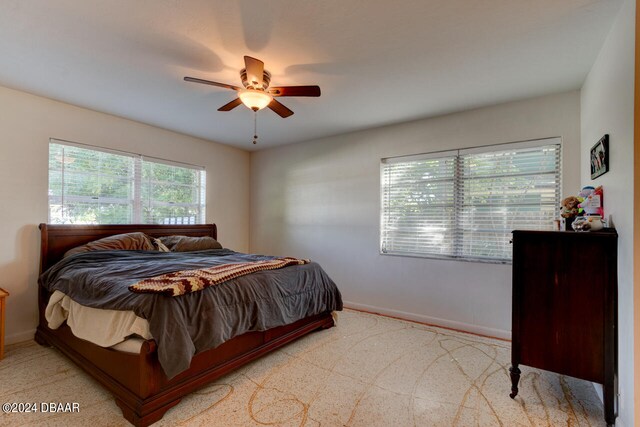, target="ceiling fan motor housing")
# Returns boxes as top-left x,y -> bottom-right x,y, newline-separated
240,68 -> 271,90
